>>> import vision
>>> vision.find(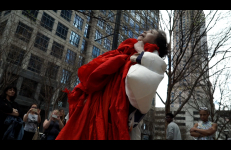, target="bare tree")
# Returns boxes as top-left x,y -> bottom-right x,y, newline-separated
0,10 -> 82,120
156,10 -> 231,136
